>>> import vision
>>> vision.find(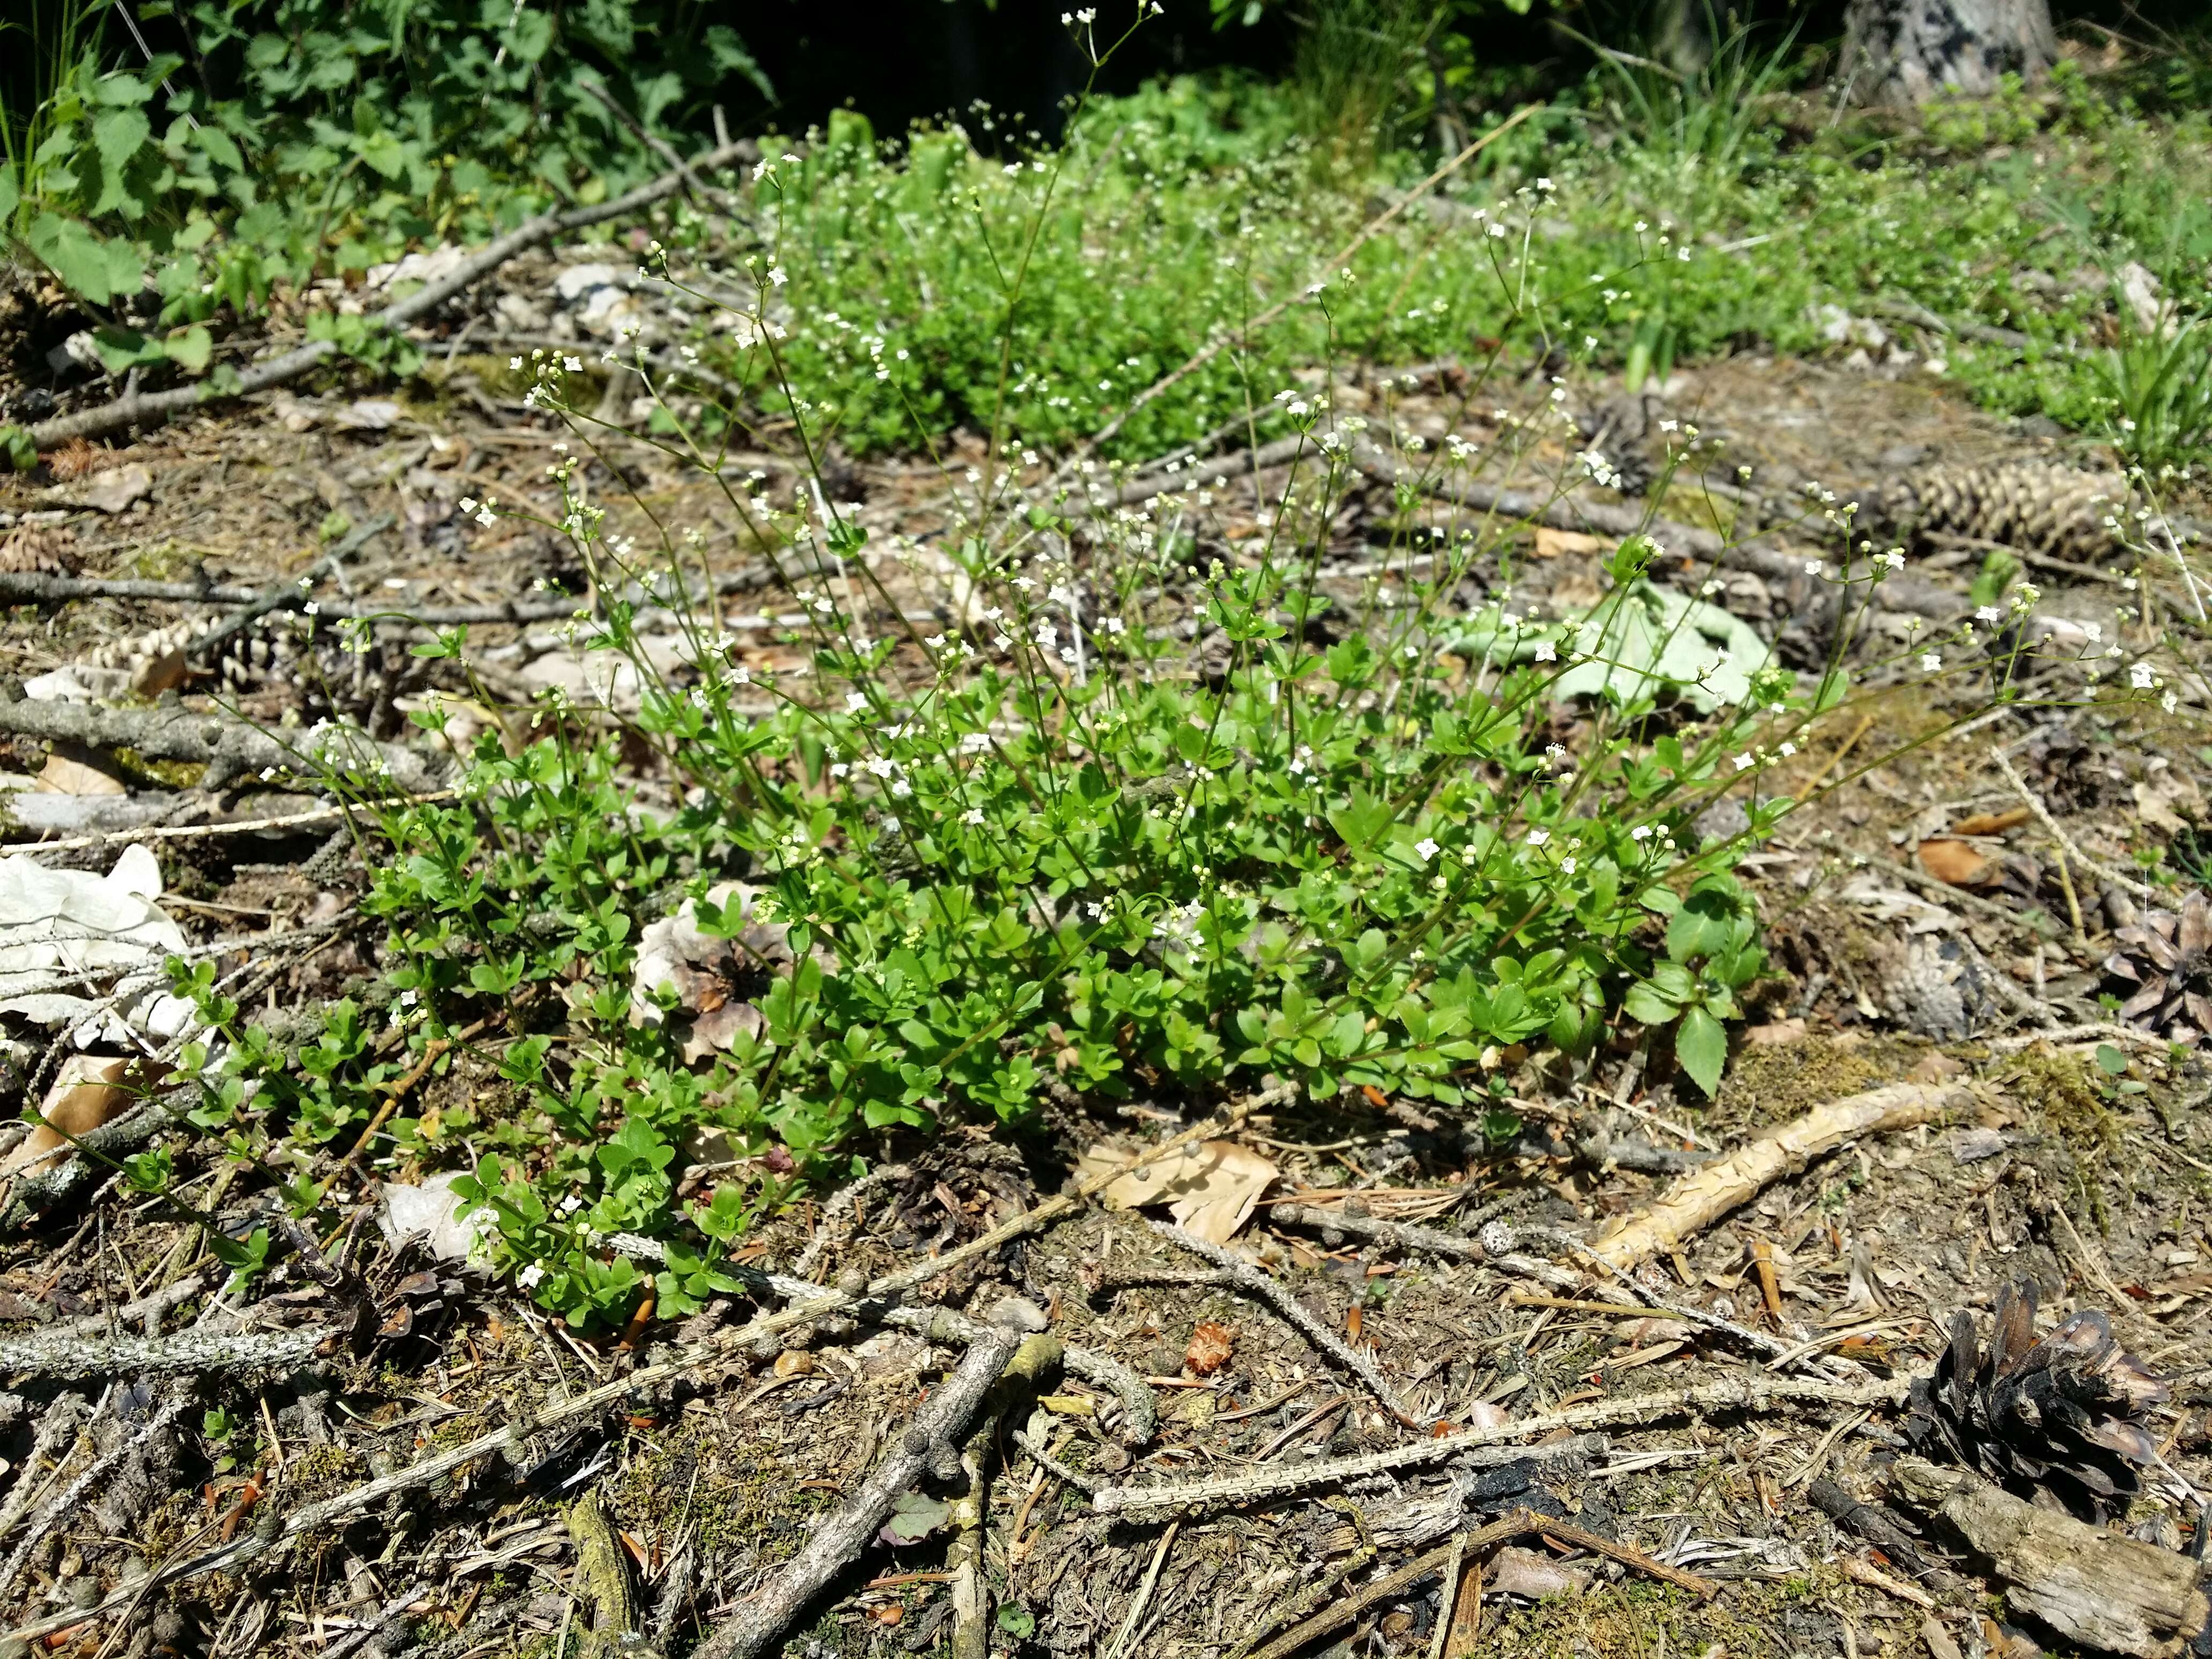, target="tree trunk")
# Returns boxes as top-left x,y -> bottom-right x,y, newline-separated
1841,0 -> 2058,105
